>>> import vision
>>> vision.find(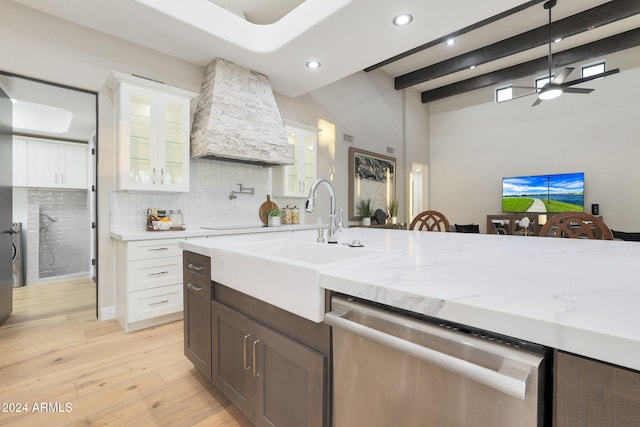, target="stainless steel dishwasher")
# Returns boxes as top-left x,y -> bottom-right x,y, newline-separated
325,295 -> 551,427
